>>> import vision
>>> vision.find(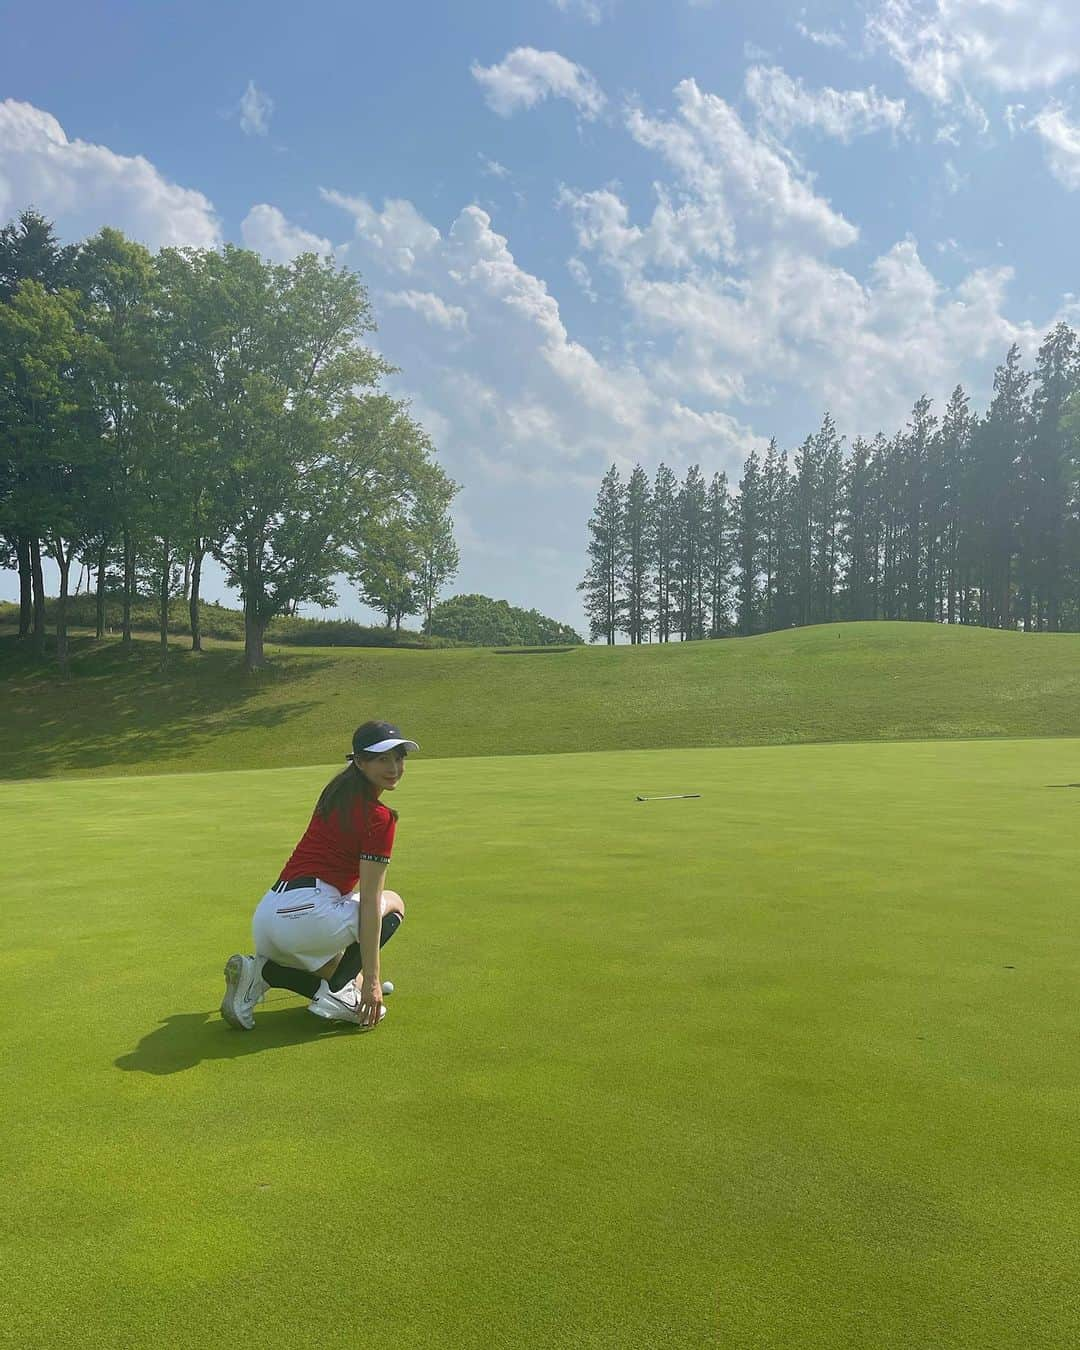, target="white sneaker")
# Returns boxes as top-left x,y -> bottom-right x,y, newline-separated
308,981 -> 386,1026
221,954 -> 269,1030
